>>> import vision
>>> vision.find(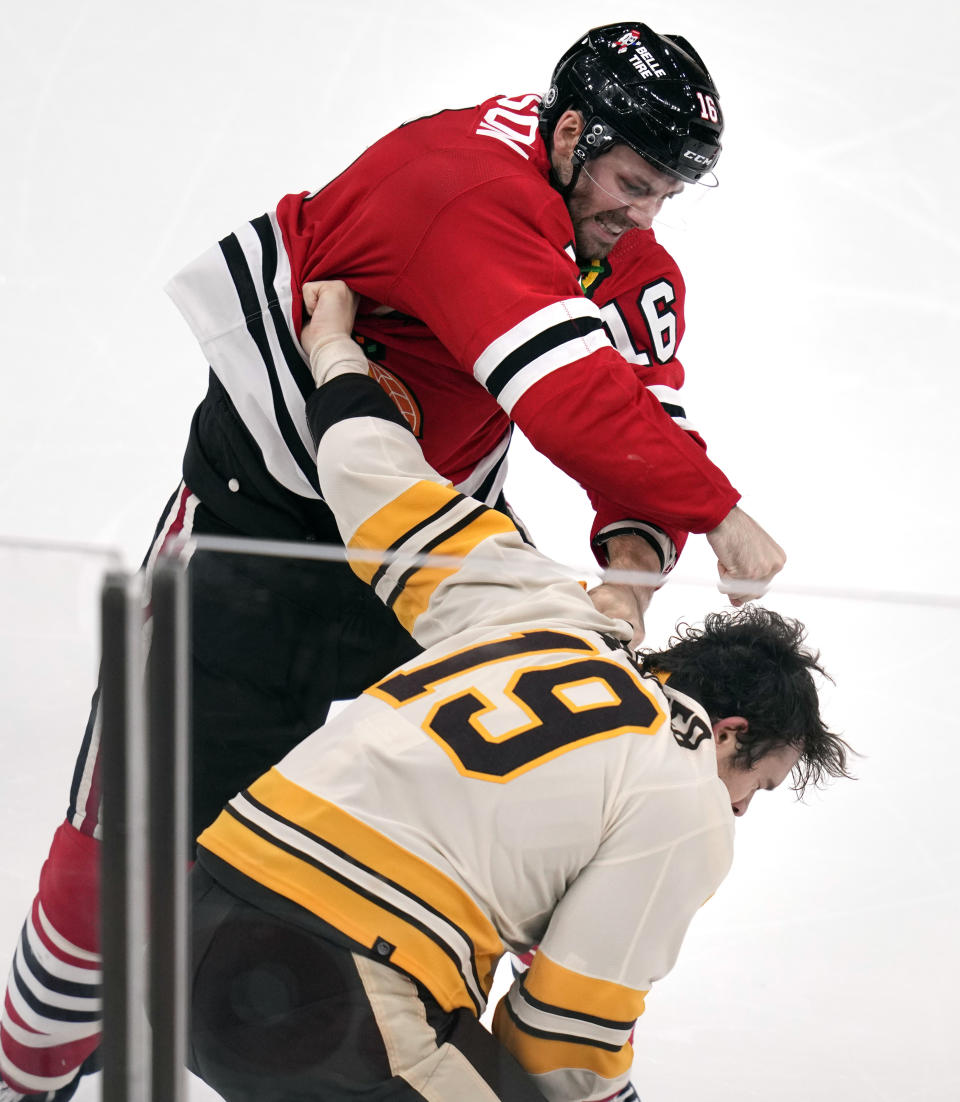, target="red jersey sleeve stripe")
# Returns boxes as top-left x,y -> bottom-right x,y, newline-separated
473,298 -> 612,414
